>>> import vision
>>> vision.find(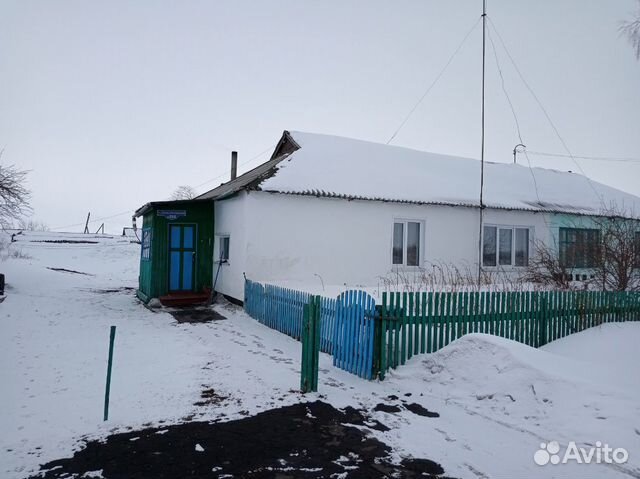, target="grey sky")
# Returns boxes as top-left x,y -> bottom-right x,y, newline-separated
1,0 -> 639,233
